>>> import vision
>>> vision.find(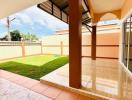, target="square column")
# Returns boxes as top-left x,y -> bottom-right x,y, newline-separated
91,25 -> 97,60
69,0 -> 82,88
